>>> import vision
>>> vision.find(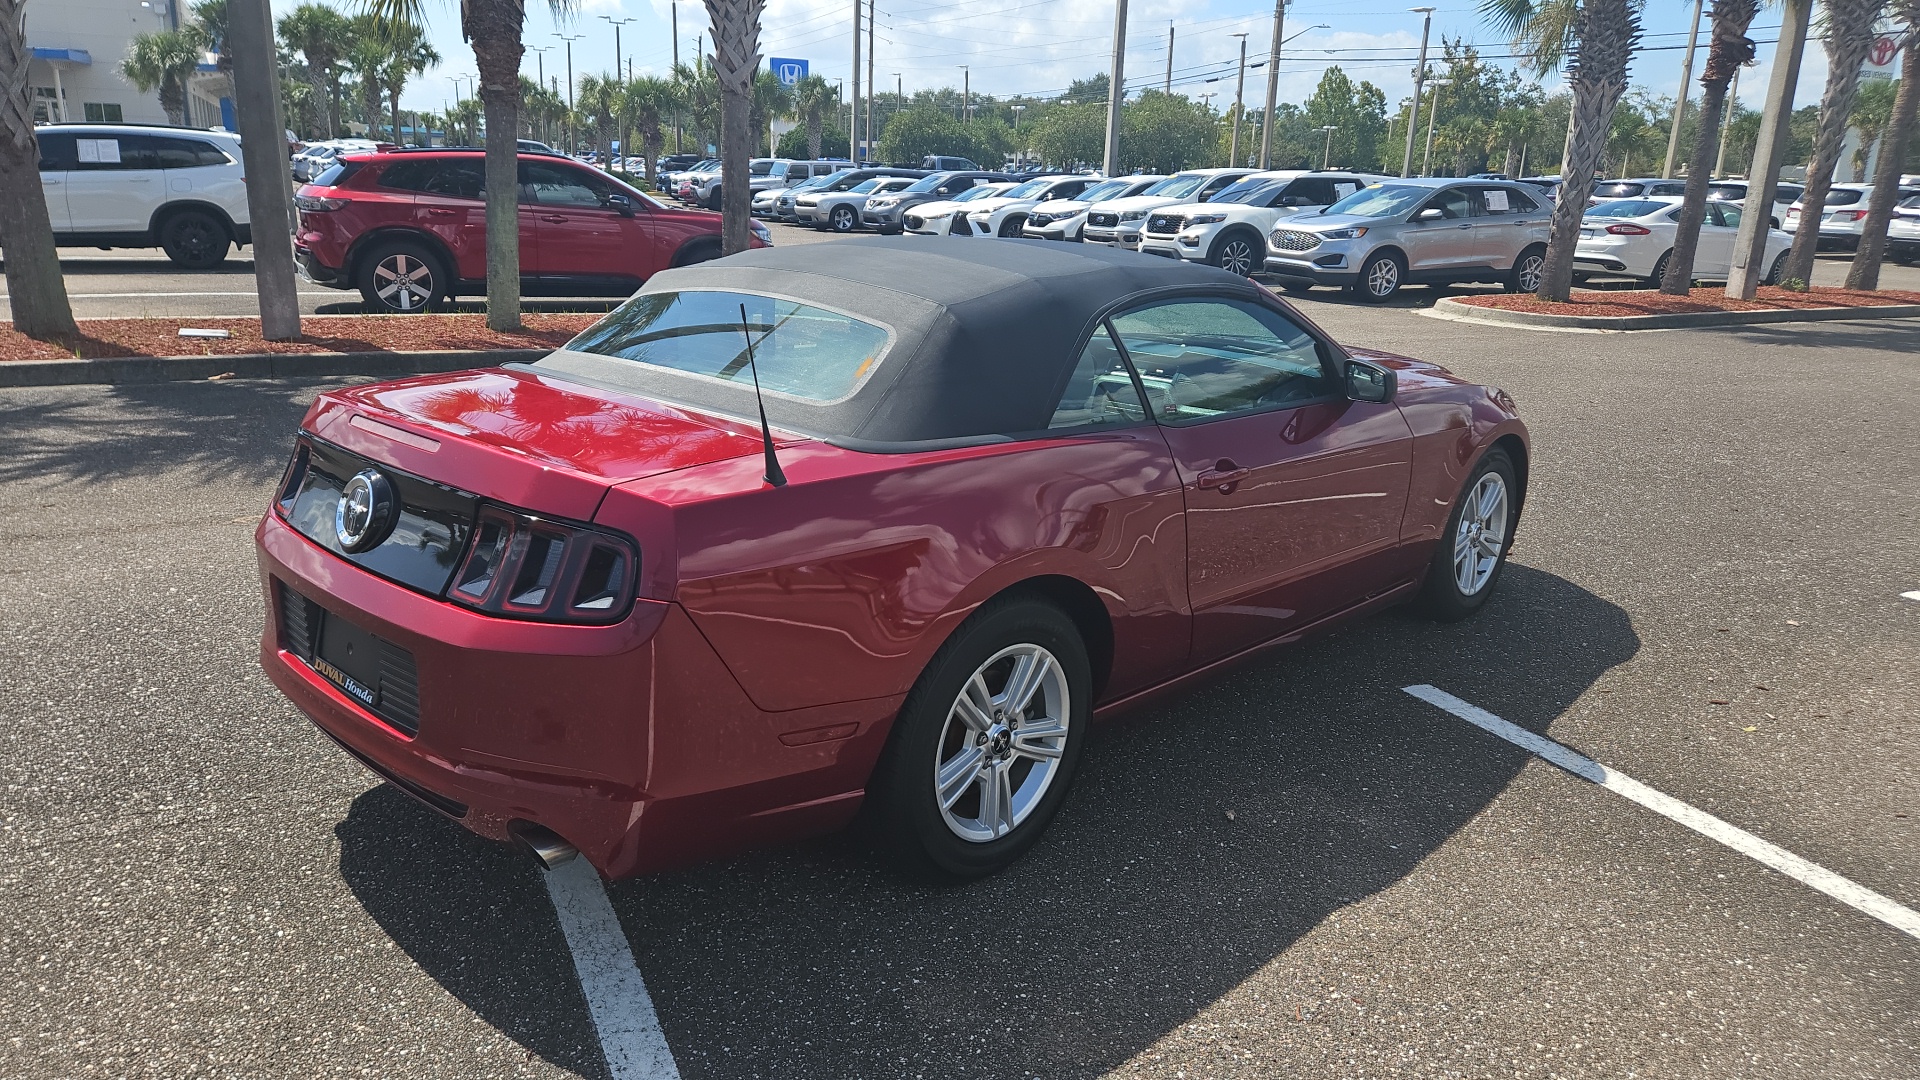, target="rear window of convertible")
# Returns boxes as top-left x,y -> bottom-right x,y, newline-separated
562,290 -> 893,402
